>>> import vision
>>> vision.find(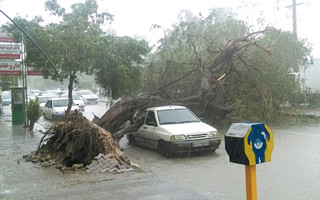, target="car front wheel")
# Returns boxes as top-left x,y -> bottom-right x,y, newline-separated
127,134 -> 136,145
158,141 -> 171,158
